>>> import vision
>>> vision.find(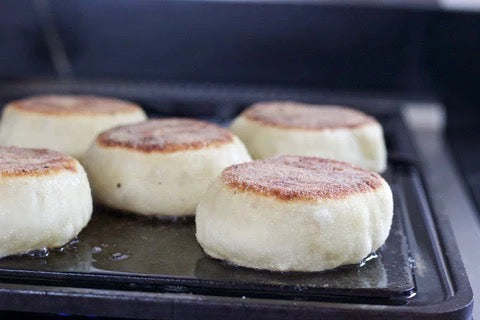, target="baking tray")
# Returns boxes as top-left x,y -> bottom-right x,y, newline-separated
0,80 -> 473,319
0,168 -> 414,303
